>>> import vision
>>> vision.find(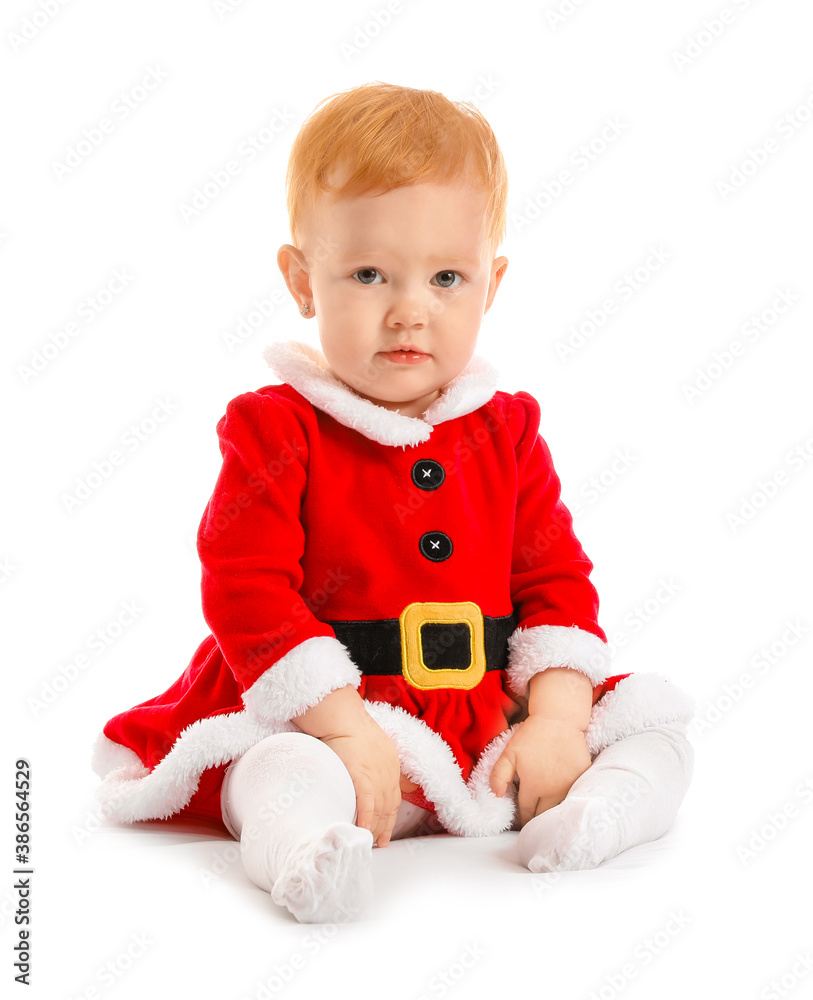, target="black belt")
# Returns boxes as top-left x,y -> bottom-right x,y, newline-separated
324,607 -> 519,677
